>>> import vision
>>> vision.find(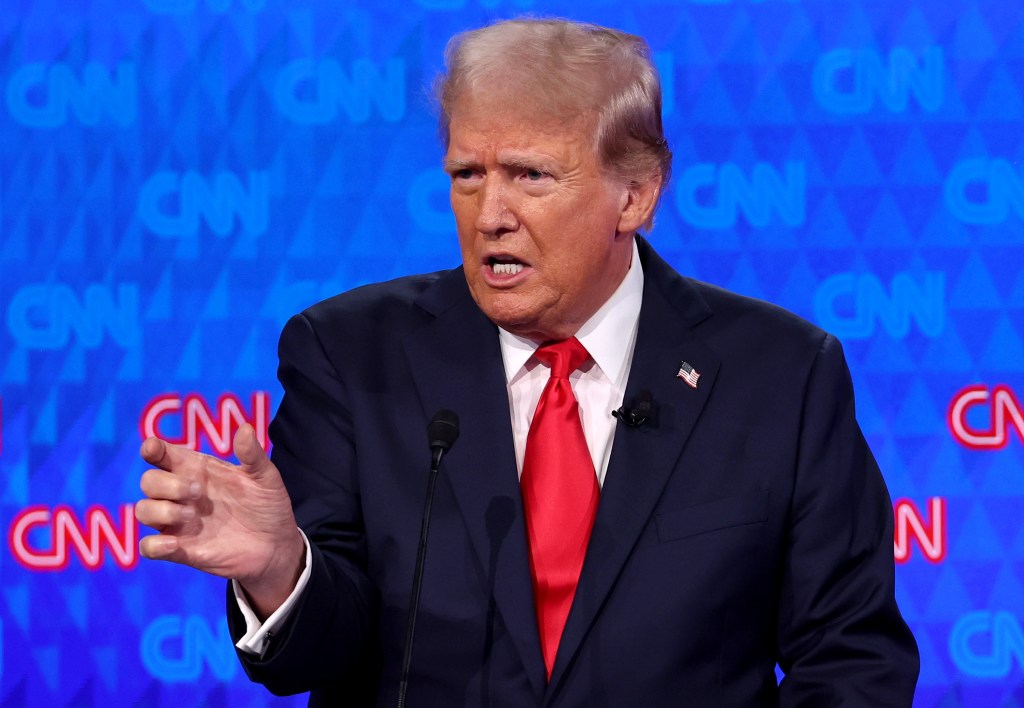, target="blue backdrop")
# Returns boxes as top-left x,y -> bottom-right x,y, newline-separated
2,0 -> 1023,705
